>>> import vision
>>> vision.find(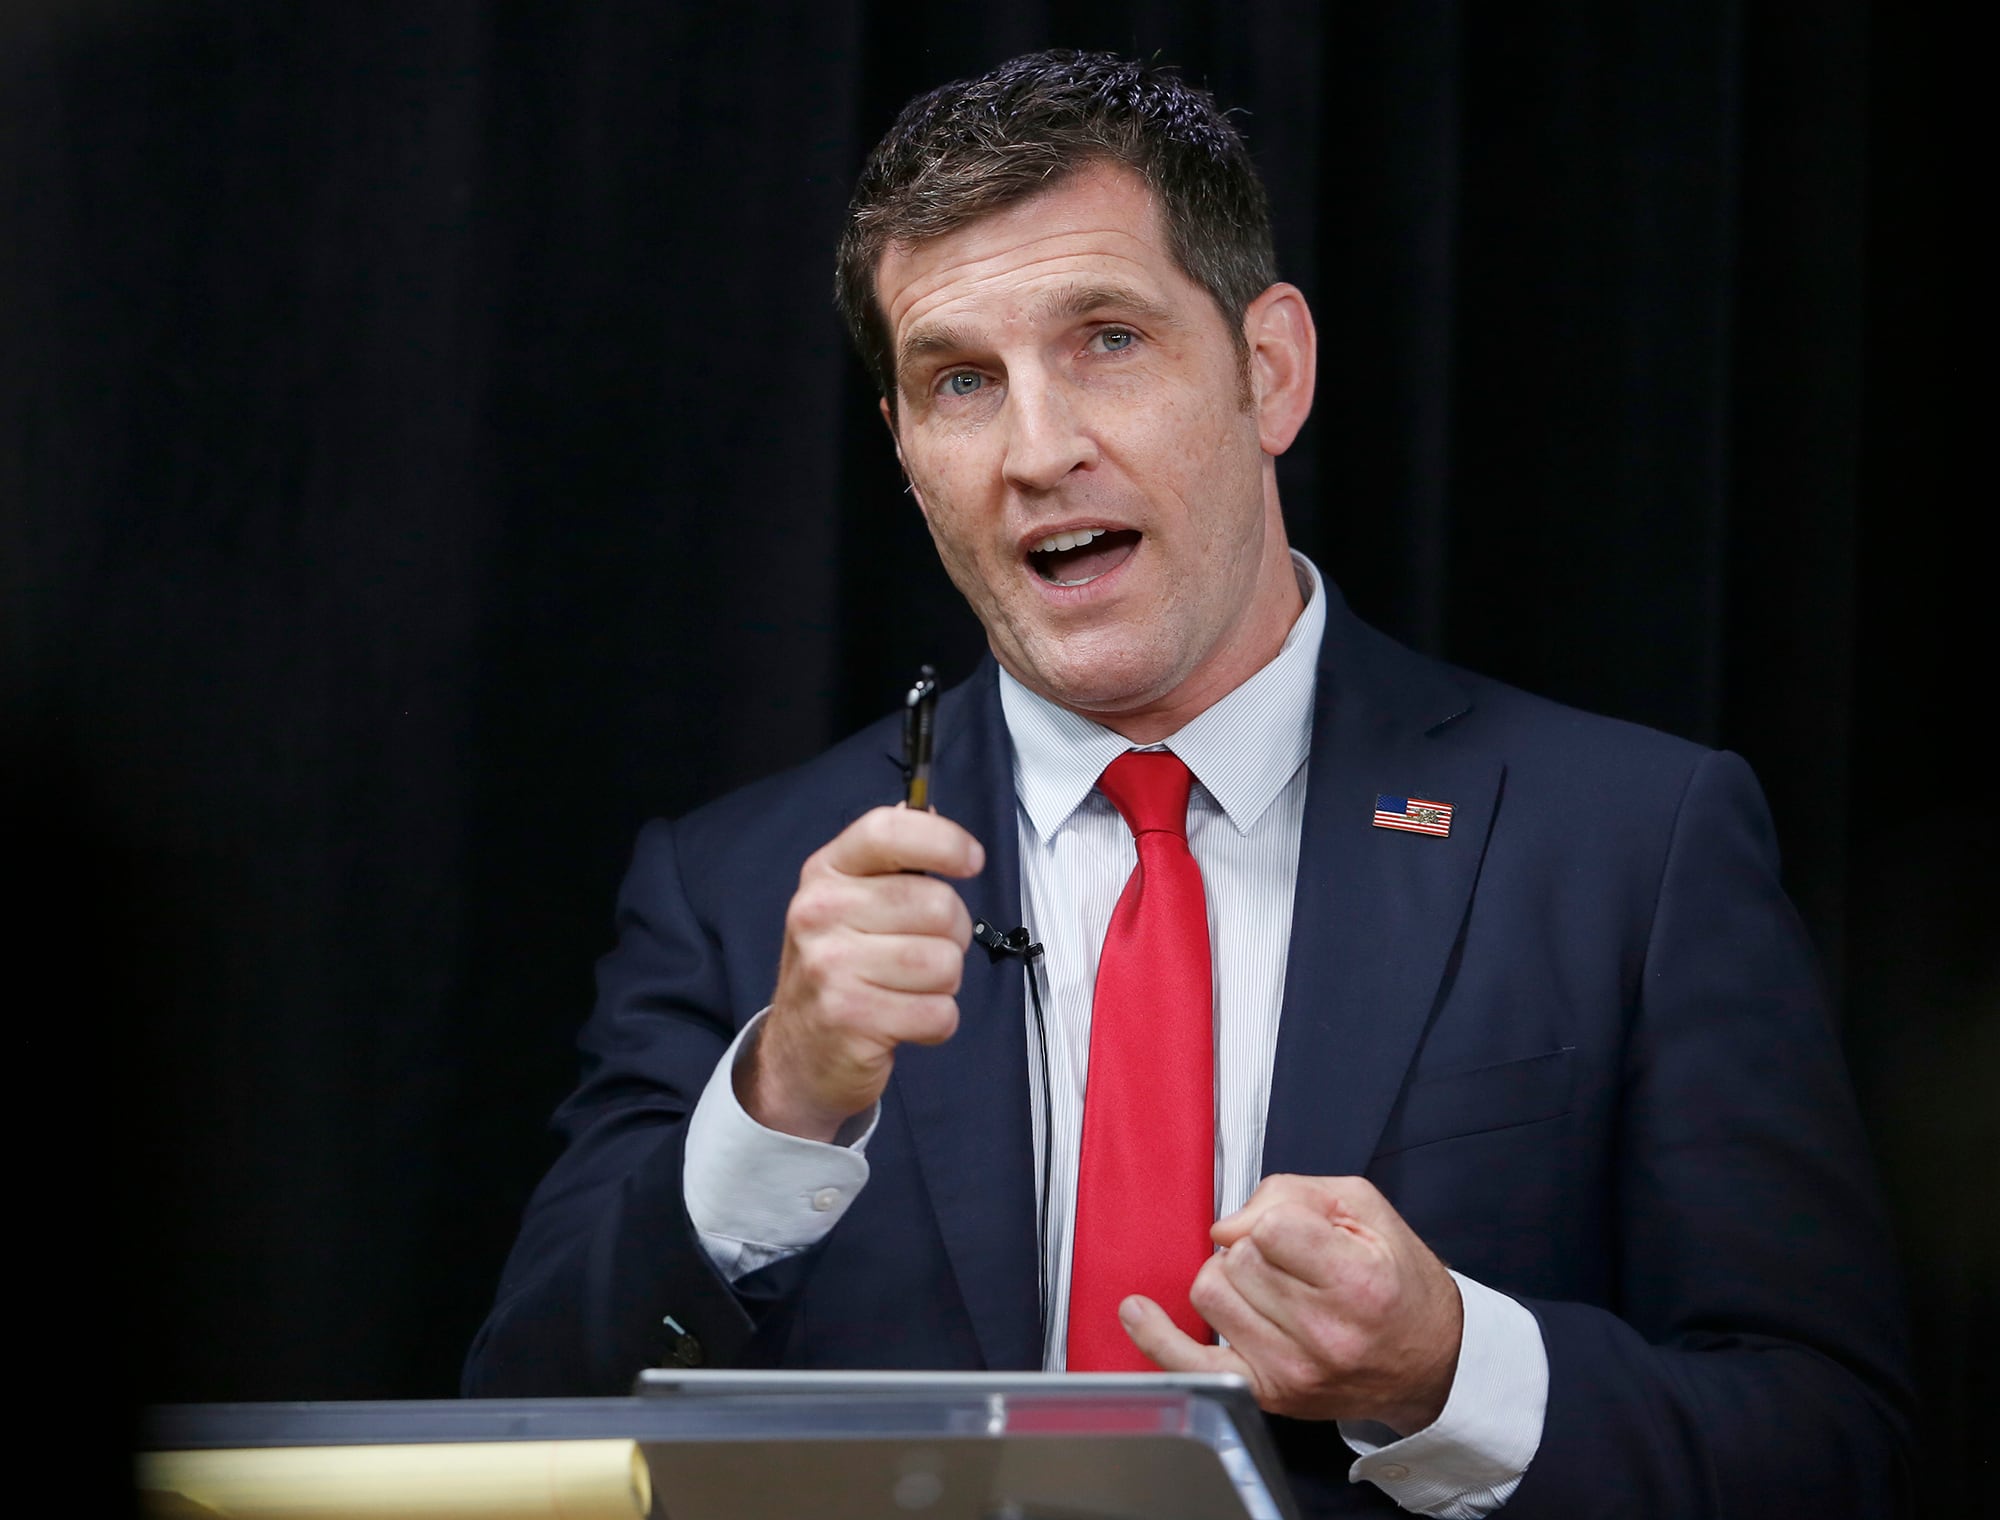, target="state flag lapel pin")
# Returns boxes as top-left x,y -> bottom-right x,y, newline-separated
1374,793 -> 1453,837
